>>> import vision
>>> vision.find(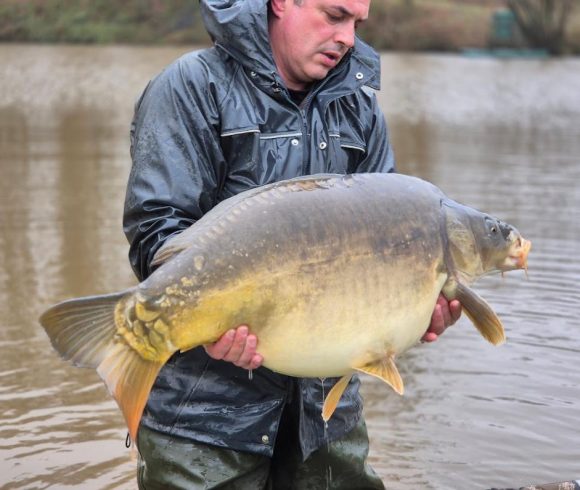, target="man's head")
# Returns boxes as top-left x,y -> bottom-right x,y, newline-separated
268,0 -> 370,91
